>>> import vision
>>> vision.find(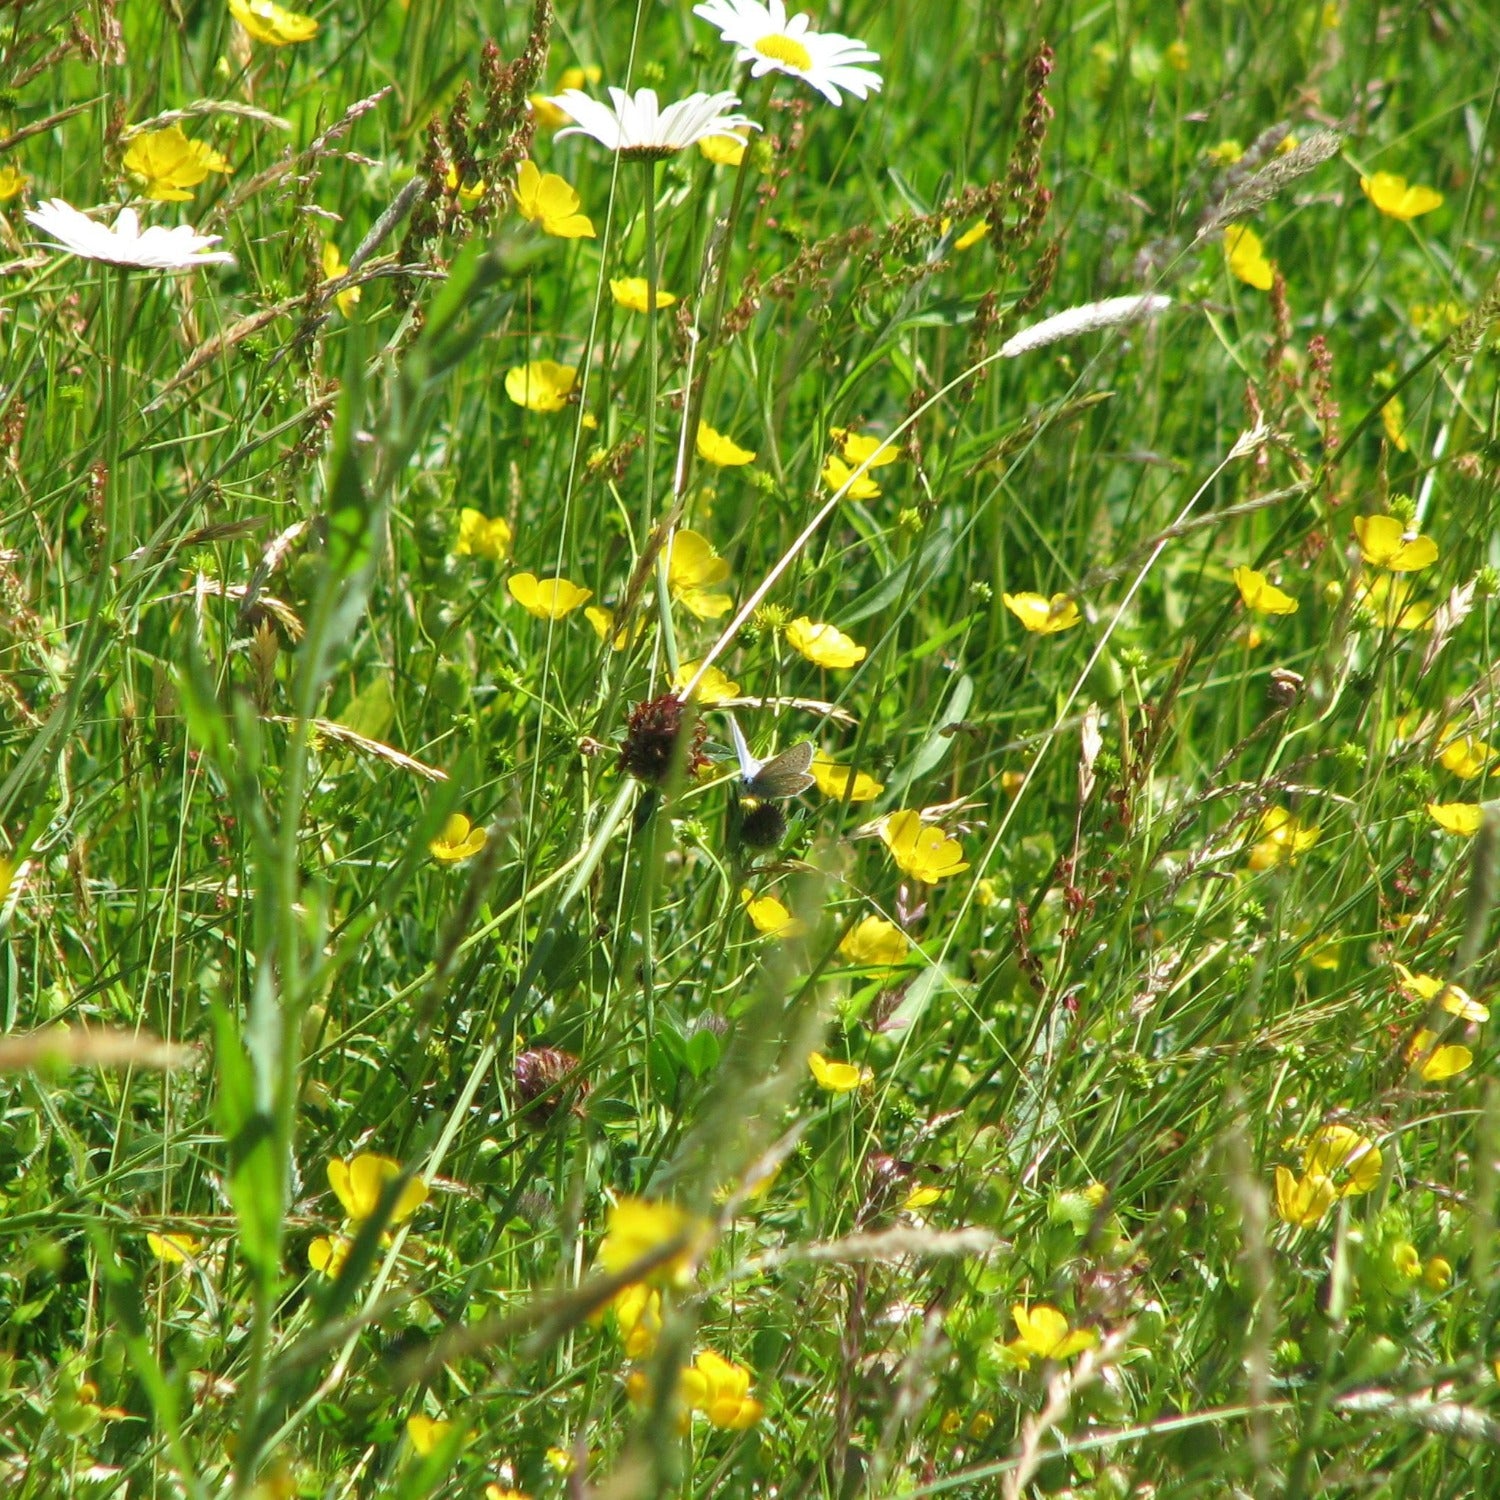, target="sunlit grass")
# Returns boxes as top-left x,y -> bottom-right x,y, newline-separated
3,1 -> 1500,1496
